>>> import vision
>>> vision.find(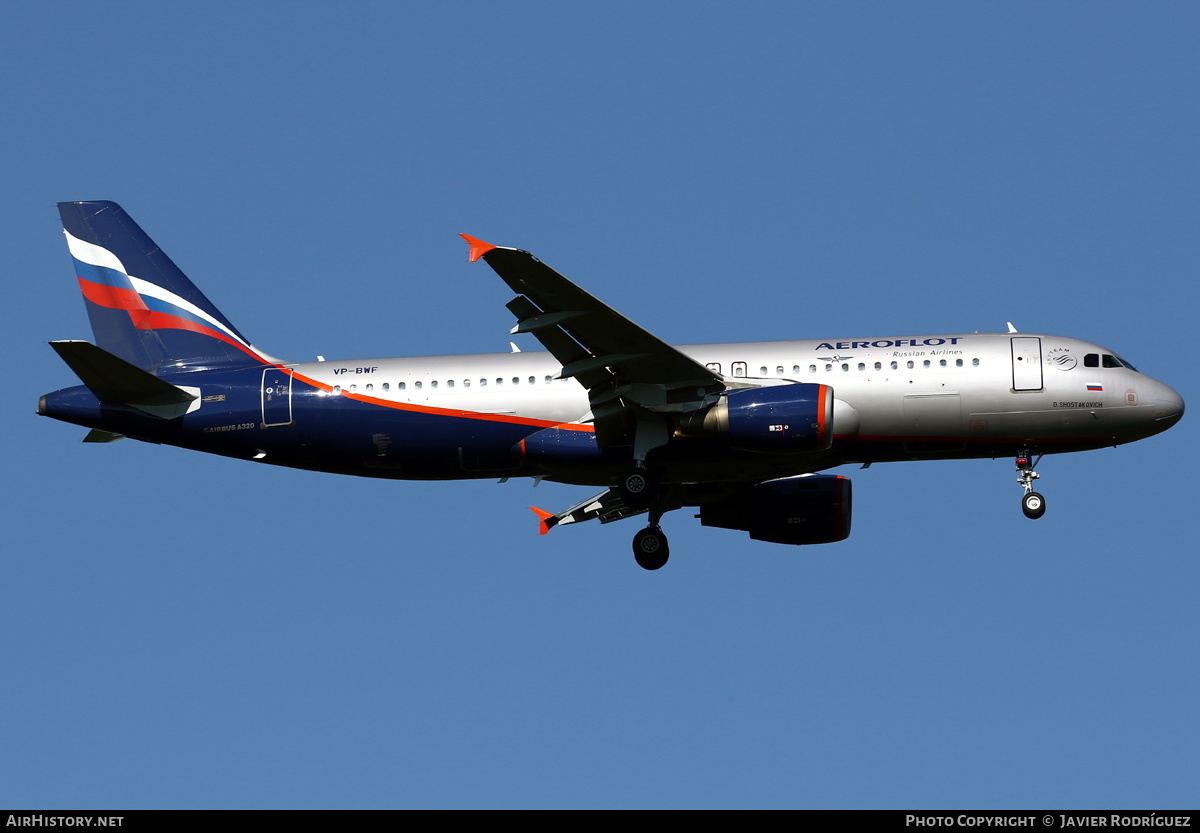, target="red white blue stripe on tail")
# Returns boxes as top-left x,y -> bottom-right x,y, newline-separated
58,201 -> 277,373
